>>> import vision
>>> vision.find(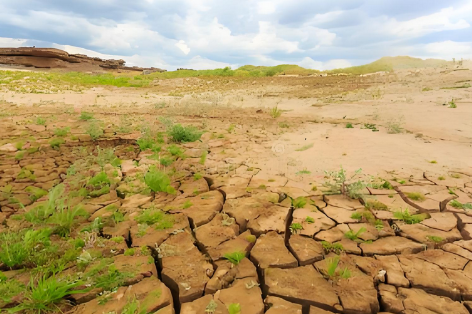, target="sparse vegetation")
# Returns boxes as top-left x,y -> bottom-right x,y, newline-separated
80,112 -> 94,120
325,256 -> 351,280
346,123 -> 353,128
144,166 -> 176,194
321,241 -> 344,254
394,209 -> 427,224
344,227 -> 366,242
305,216 -> 315,224
86,120 -> 104,140
292,197 -> 307,208
450,200 -> 472,210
